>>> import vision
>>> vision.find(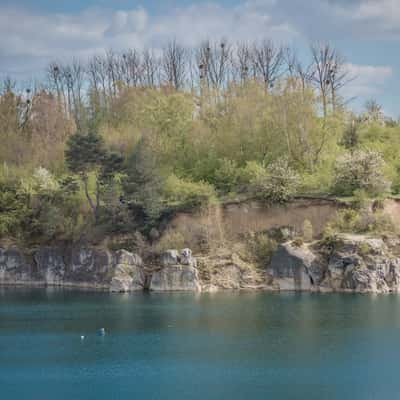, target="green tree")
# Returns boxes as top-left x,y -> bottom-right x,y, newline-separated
341,119 -> 360,154
123,137 -> 165,227
65,131 -> 123,222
